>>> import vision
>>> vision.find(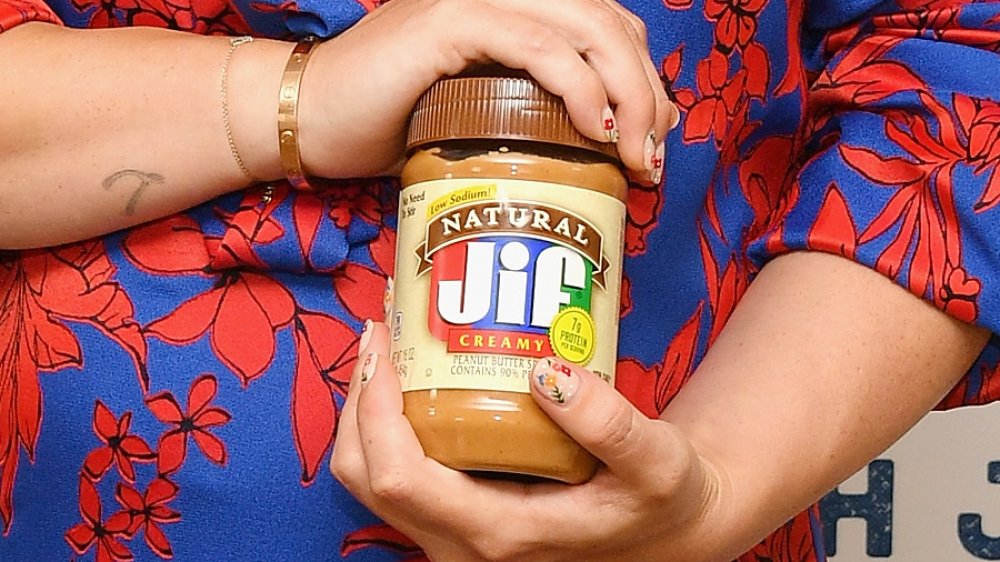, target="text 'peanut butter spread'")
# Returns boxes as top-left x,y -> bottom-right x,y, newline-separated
390,68 -> 627,484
